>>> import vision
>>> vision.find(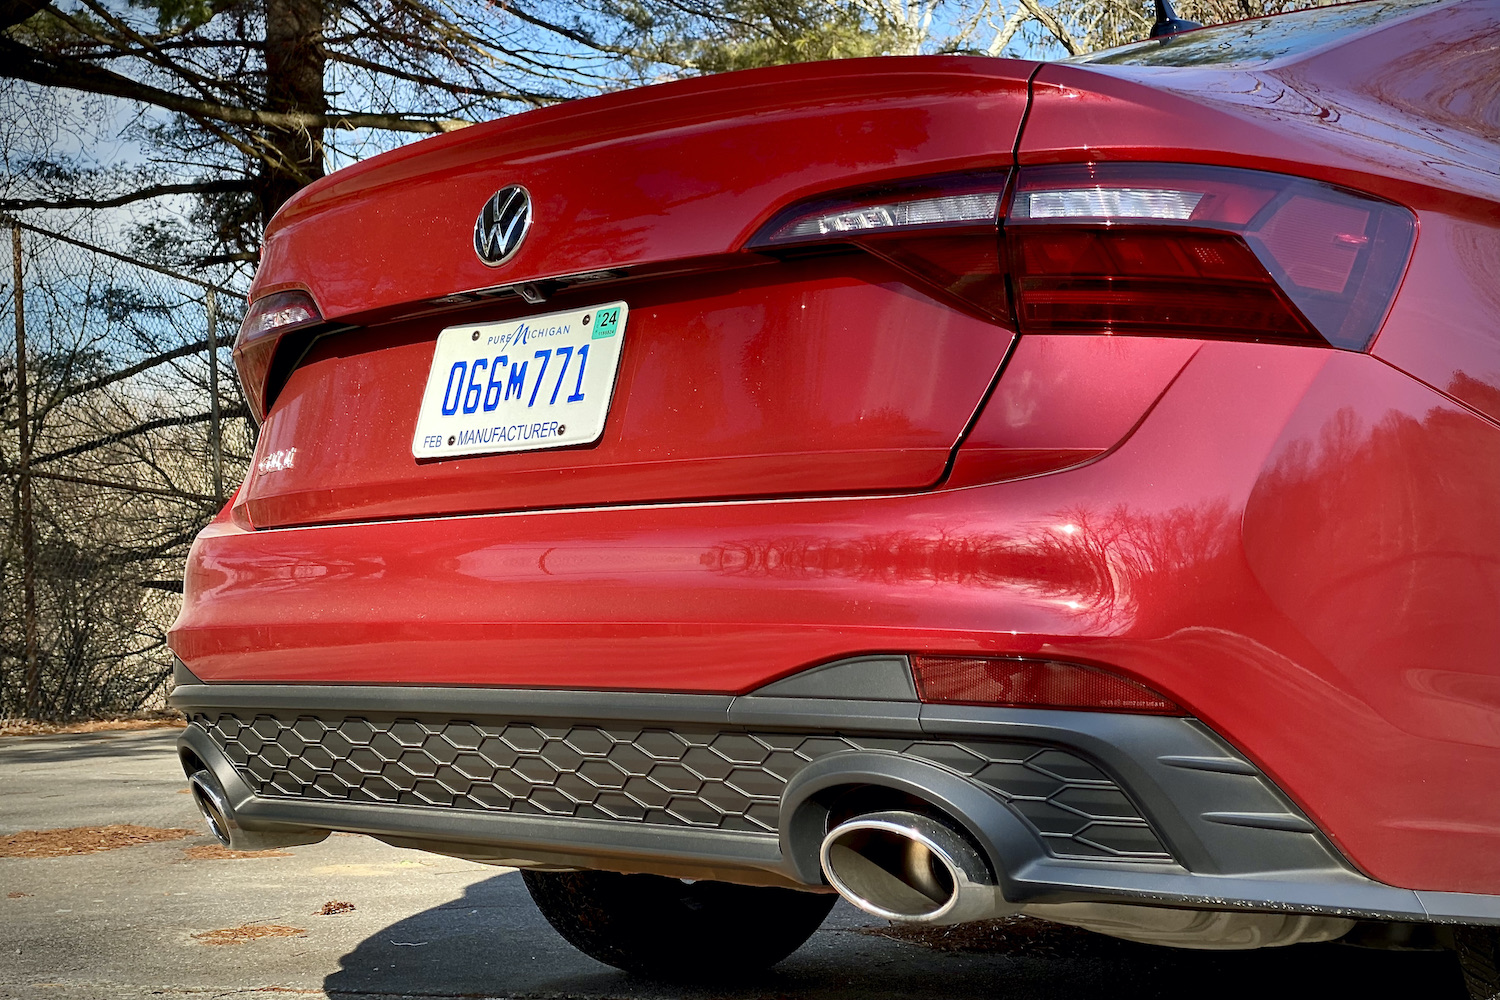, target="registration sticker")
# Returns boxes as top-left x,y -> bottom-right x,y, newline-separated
411,301 -> 628,459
